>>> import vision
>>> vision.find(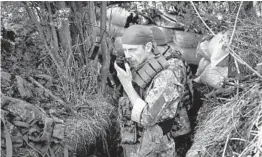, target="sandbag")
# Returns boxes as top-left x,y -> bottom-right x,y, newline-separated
147,26 -> 175,43
173,31 -> 203,48
168,42 -> 202,65
195,58 -> 210,76
168,42 -> 181,52
196,32 -> 230,67
160,27 -> 175,43
208,32 -> 230,67
107,7 -> 130,27
196,40 -> 211,60
194,64 -> 228,89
